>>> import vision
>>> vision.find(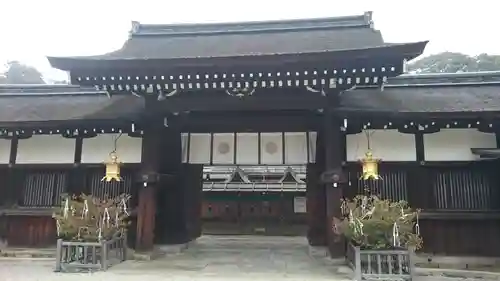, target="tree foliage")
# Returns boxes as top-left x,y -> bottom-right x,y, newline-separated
409,52 -> 500,73
52,193 -> 131,242
0,61 -> 45,84
334,195 -> 422,250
